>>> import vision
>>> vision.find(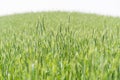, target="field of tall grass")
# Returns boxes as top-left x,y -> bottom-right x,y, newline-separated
0,12 -> 120,80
